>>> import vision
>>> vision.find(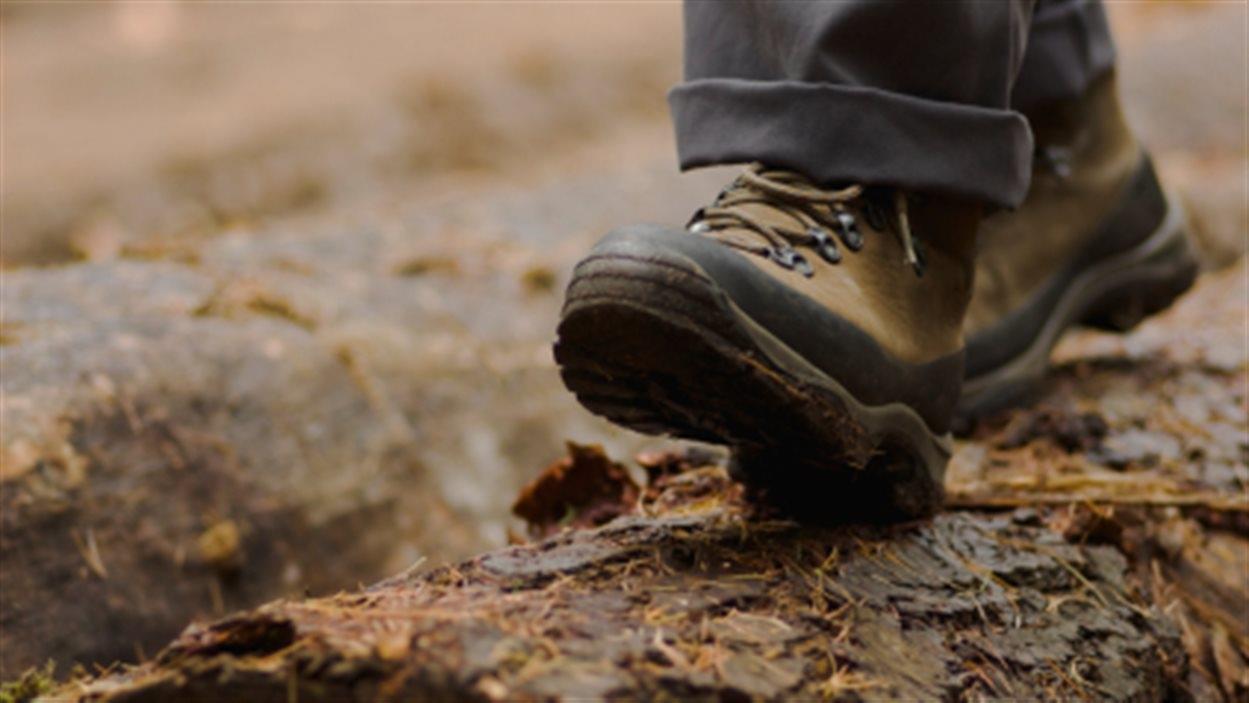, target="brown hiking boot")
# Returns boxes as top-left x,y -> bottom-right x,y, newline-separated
959,71 -> 1198,422
554,164 -> 981,520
